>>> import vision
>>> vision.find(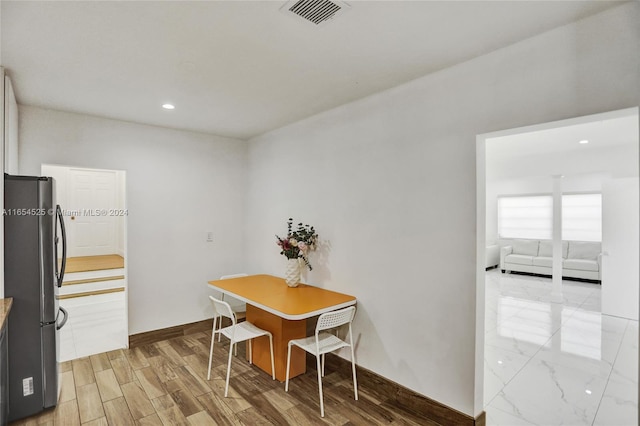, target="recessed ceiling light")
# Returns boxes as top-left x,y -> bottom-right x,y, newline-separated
585,389 -> 592,395
162,103 -> 175,110
579,139 -> 589,144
